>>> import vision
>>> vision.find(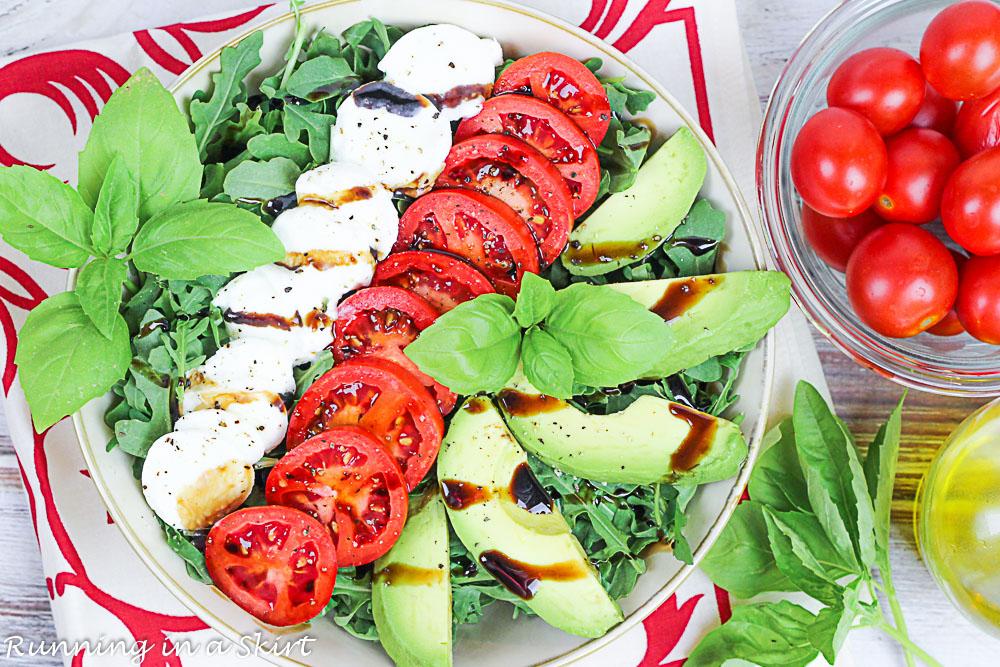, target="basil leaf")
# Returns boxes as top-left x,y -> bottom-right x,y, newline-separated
684,601 -> 819,667
76,258 -> 127,338
809,580 -> 864,664
864,394 -> 905,555
90,154 -> 139,257
0,166 -> 93,267
129,200 -> 284,280
283,105 -> 336,163
521,328 -> 574,399
763,508 -> 848,605
513,272 -> 555,328
223,157 -> 301,202
403,294 -> 521,394
160,522 -> 212,585
189,31 -> 264,160
748,418 -> 811,513
247,133 -> 312,169
665,200 -> 725,276
79,68 -> 201,222
700,501 -> 795,598
15,292 -> 129,431
286,55 -> 356,99
545,282 -> 673,387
